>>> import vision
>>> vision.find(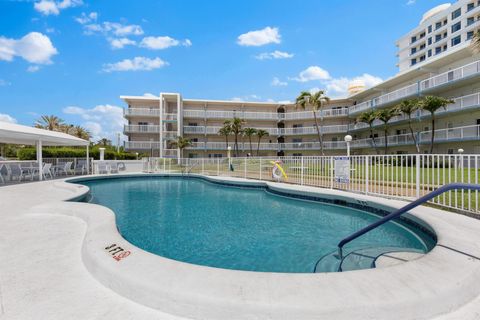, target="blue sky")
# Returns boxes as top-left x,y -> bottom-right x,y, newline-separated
0,0 -> 449,141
